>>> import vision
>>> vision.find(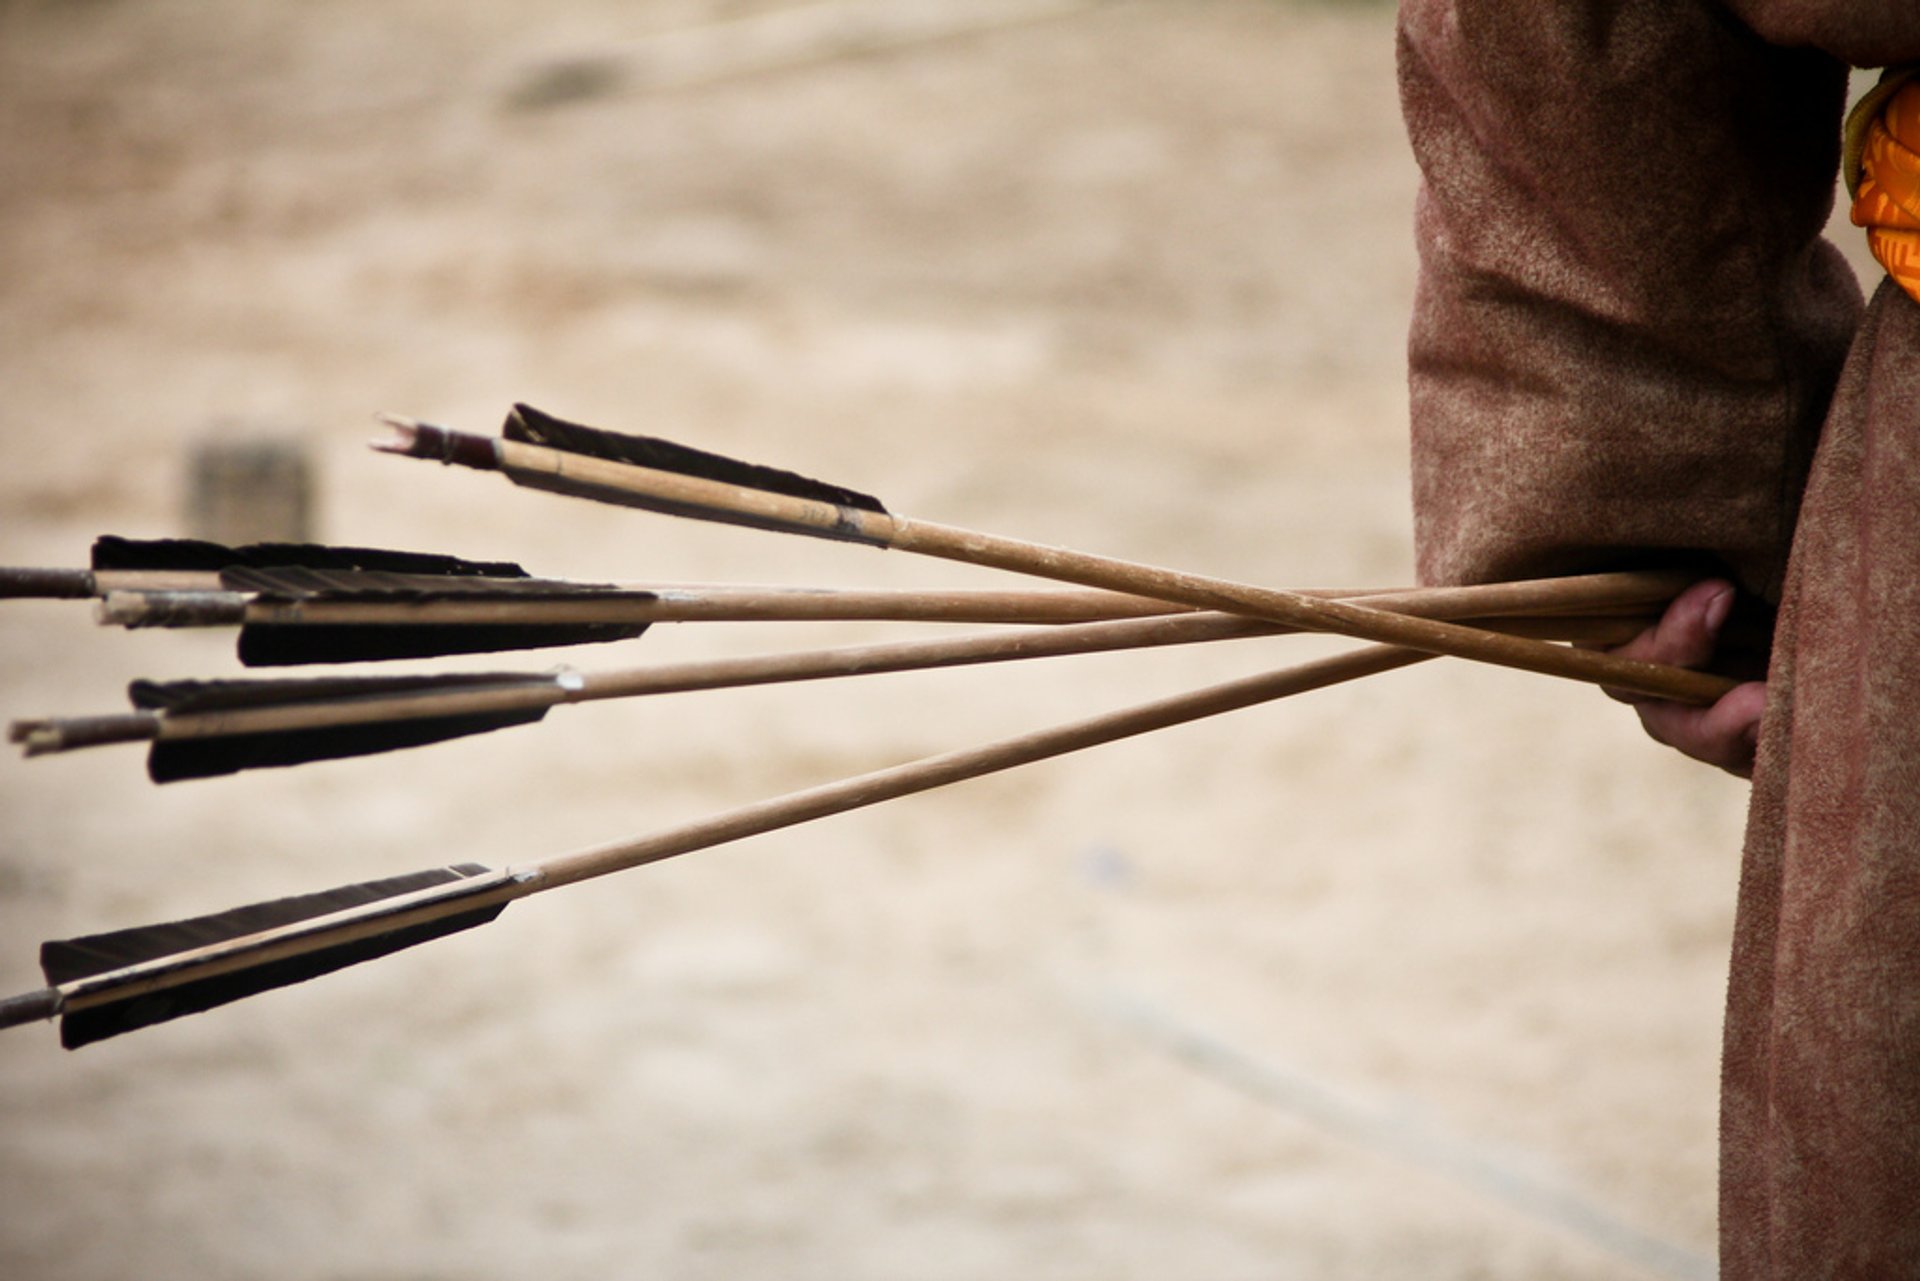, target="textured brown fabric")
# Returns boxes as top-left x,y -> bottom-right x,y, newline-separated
1399,3 -> 1920,1276
1724,3 -> 1920,67
1723,282 -> 1920,1277
1399,0 -> 1861,601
